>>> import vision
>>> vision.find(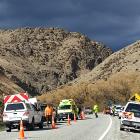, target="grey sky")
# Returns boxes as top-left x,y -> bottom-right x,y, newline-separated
0,0 -> 140,50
